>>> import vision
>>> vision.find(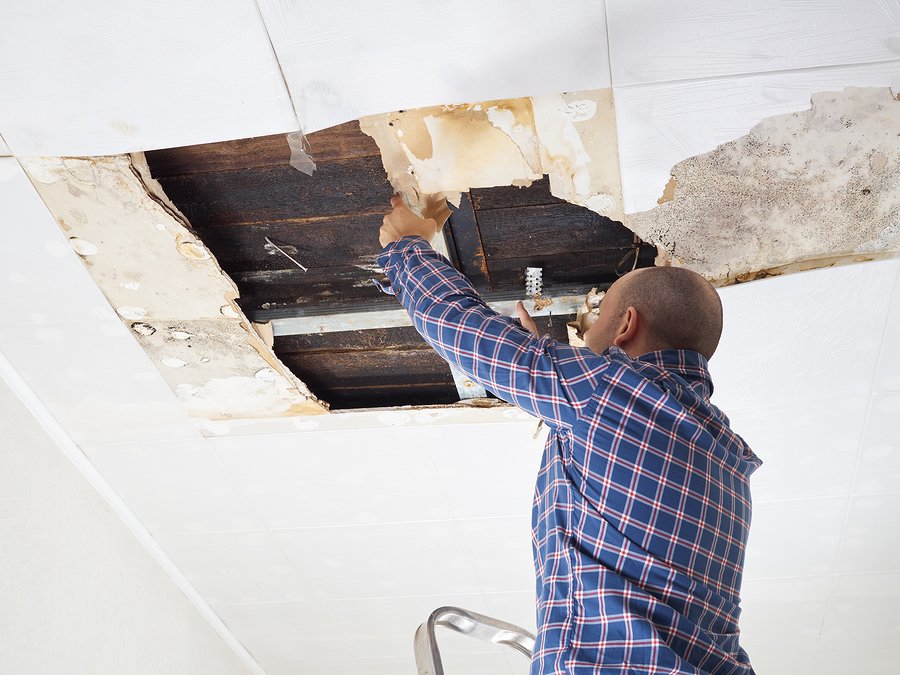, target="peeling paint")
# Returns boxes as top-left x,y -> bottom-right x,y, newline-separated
21,154 -> 327,418
360,89 -> 624,221
625,87 -> 900,282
